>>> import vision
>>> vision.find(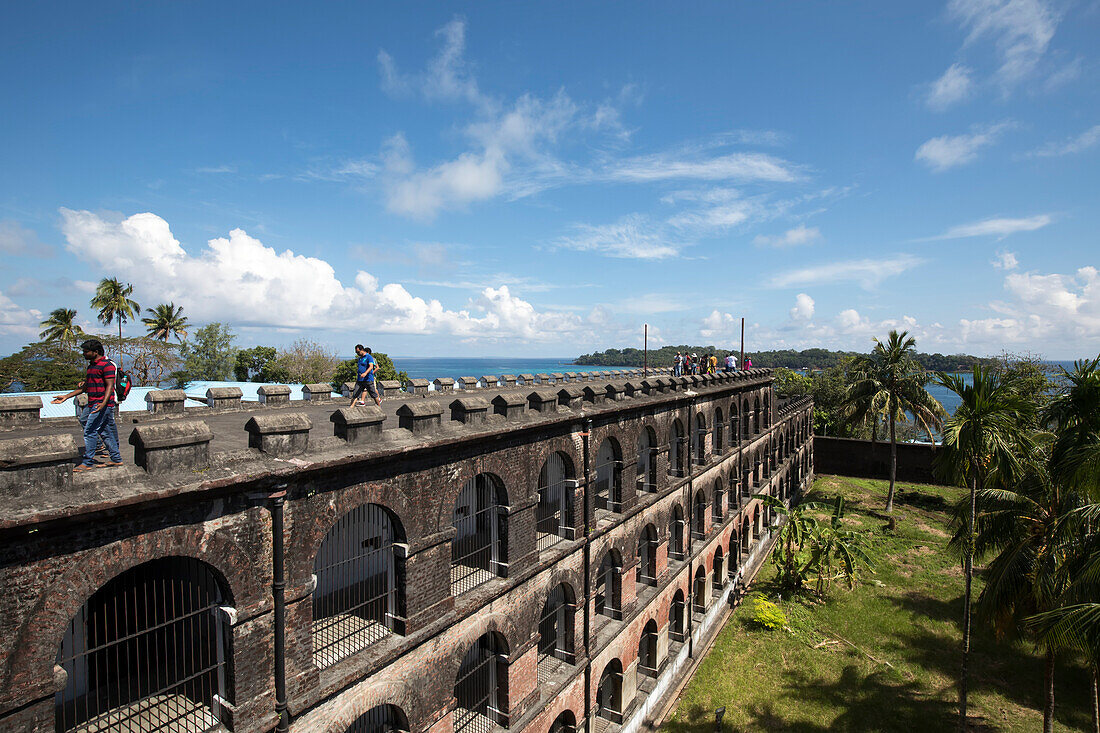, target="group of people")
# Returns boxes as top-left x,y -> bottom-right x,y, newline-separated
349,343 -> 382,408
672,350 -> 752,377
